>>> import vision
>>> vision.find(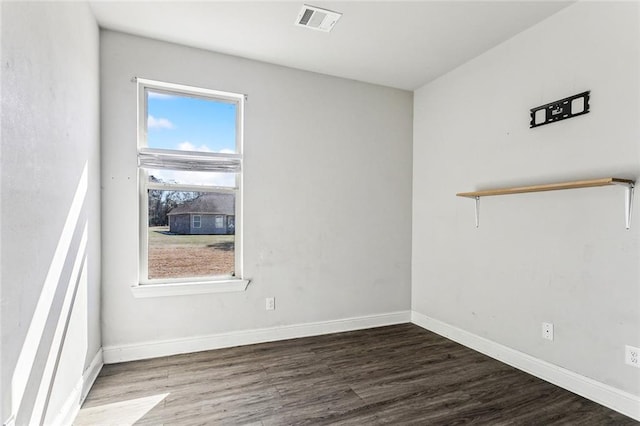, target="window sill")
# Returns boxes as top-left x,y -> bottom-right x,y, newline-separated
131,279 -> 250,298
